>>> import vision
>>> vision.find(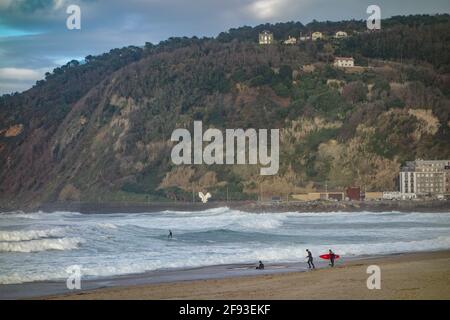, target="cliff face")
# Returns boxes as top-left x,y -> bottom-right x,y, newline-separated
1,16 -> 450,208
